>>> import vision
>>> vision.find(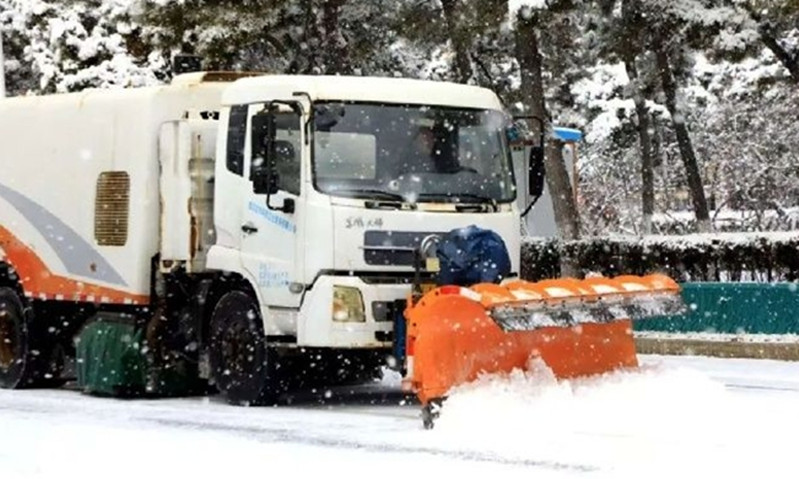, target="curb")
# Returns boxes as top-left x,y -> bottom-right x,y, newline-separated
635,338 -> 799,361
